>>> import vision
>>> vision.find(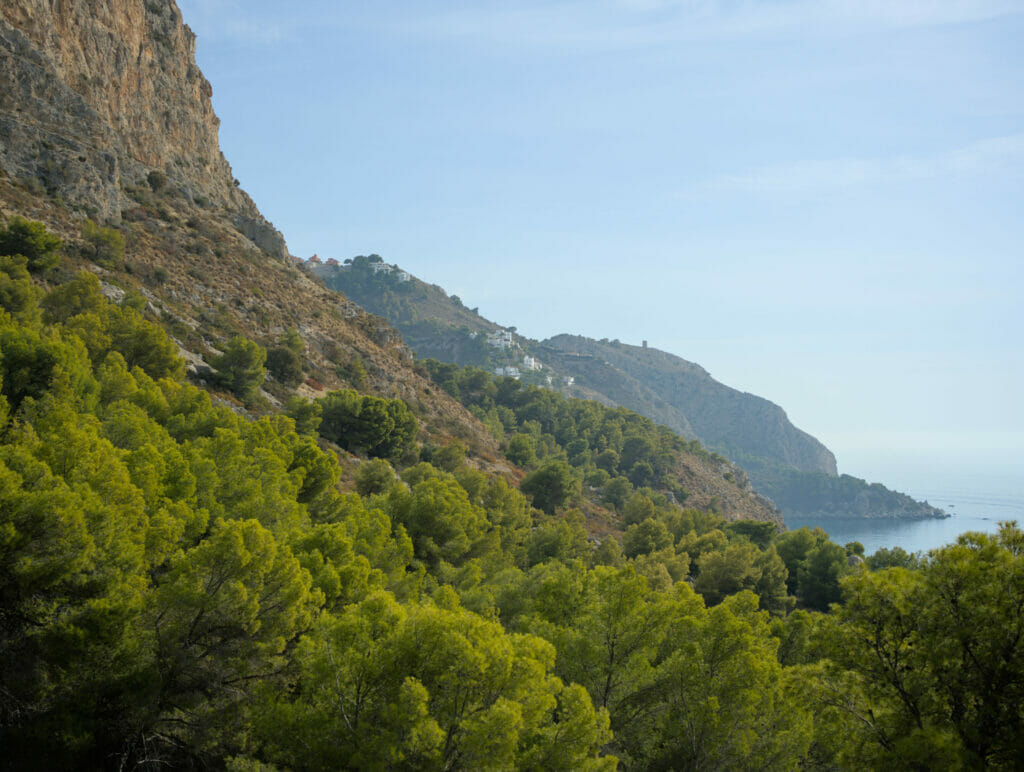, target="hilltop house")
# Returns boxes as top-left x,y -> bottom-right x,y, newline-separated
486,330 -> 515,349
